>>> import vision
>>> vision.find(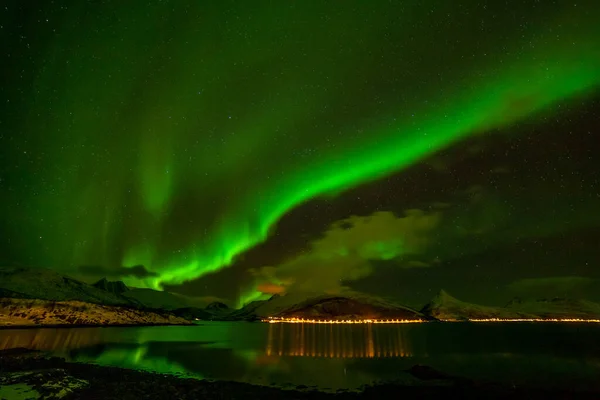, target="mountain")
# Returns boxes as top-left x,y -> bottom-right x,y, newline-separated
420,290 -> 536,320
226,292 -> 335,320
170,307 -> 213,320
206,301 -> 230,313
123,288 -> 189,310
221,300 -> 267,321
506,297 -> 600,319
6,264 -> 598,325
0,266 -> 137,307
0,266 -> 193,327
0,298 -> 191,327
223,292 -> 324,321
225,292 -> 427,321
420,290 -> 600,320
122,288 -> 210,310
170,302 -> 231,321
279,293 -> 426,320
92,278 -> 129,294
